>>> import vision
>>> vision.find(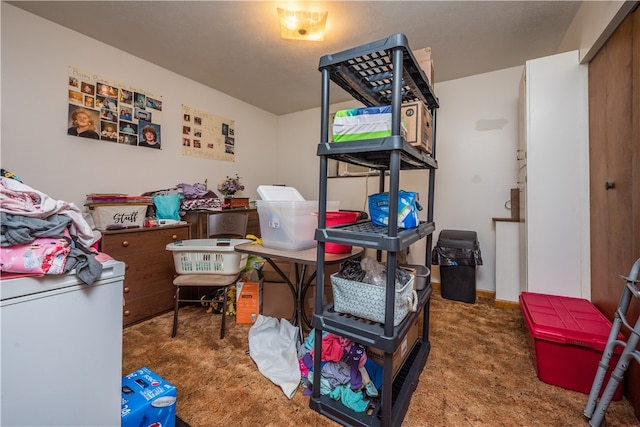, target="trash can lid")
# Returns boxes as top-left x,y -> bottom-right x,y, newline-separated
437,229 -> 479,249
